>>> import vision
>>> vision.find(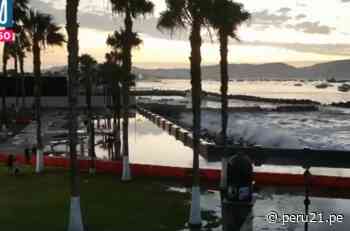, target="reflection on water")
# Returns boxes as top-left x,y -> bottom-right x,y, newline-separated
93,114 -> 350,179
95,114 -> 219,169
